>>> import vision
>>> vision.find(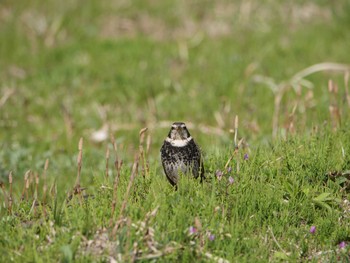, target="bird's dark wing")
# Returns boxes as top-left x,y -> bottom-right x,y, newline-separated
187,139 -> 205,181
199,153 -> 205,182
160,141 -> 177,186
